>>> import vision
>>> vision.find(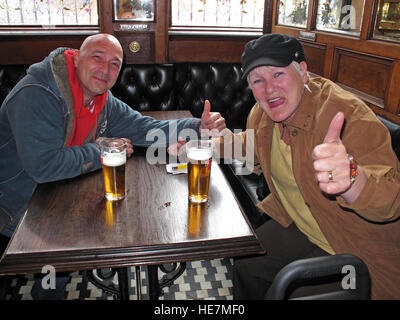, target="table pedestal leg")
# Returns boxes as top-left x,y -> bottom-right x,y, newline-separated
135,266 -> 142,300
148,265 -> 161,300
116,267 -> 130,300
86,267 -> 130,300
147,262 -> 187,300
